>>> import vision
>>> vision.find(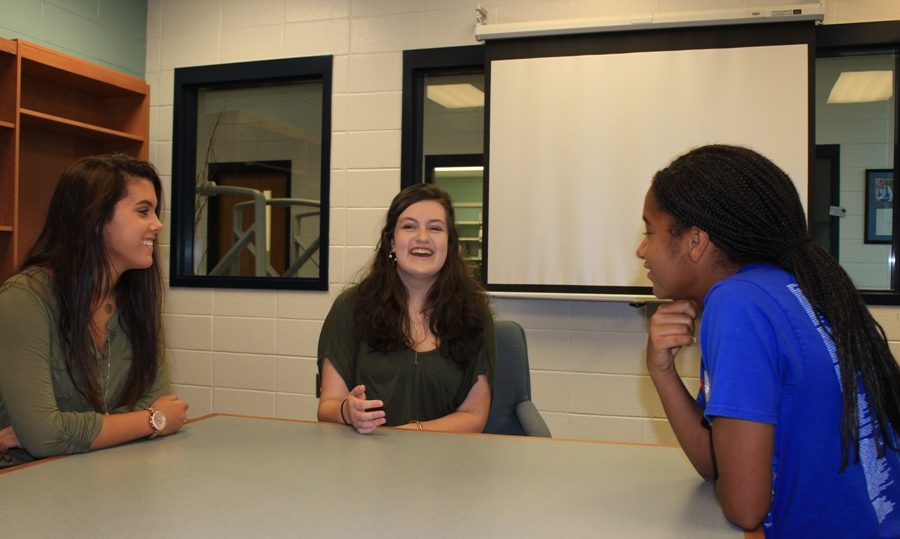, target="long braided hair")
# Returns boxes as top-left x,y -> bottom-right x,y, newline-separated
652,144 -> 900,468
354,183 -> 490,366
